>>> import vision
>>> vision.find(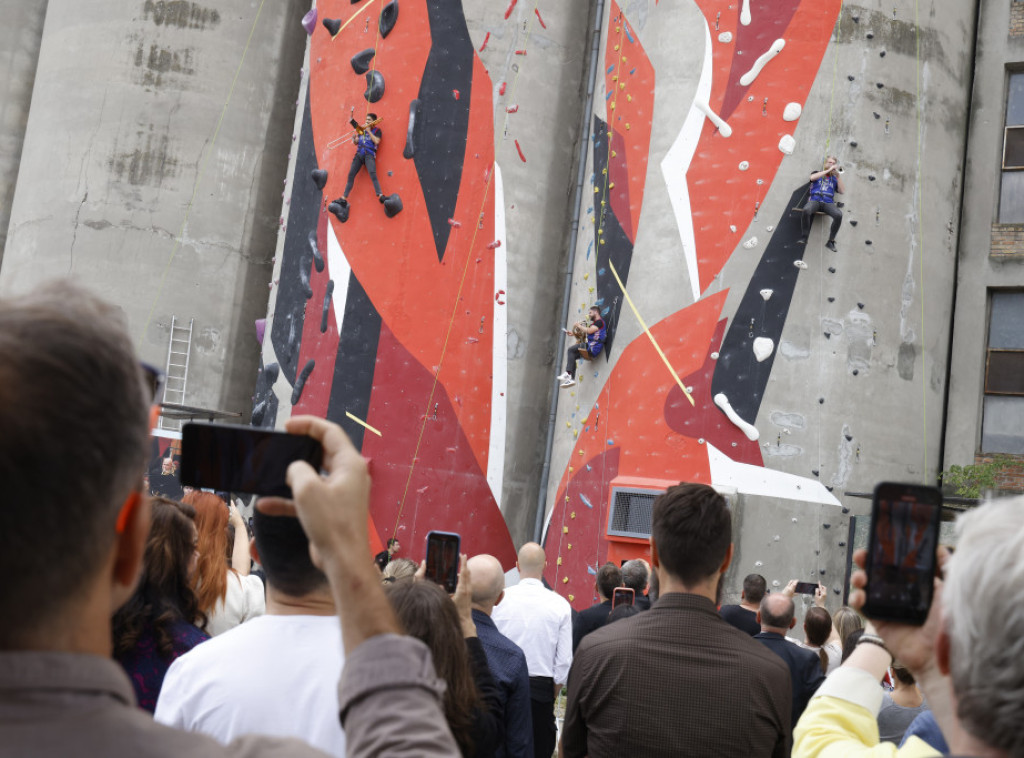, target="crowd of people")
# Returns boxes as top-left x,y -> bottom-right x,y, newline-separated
1,281 -> 1023,758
